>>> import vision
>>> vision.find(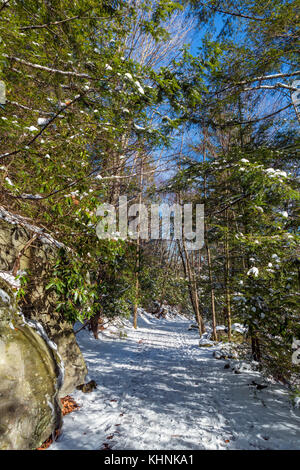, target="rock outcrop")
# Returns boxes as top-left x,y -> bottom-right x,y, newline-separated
0,206 -> 87,398
0,277 -> 61,449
